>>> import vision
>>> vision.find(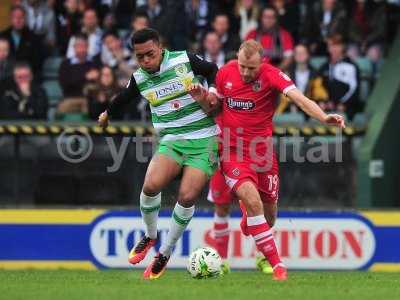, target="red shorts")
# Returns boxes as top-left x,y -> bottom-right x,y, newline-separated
208,168 -> 232,205
220,152 -> 279,204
